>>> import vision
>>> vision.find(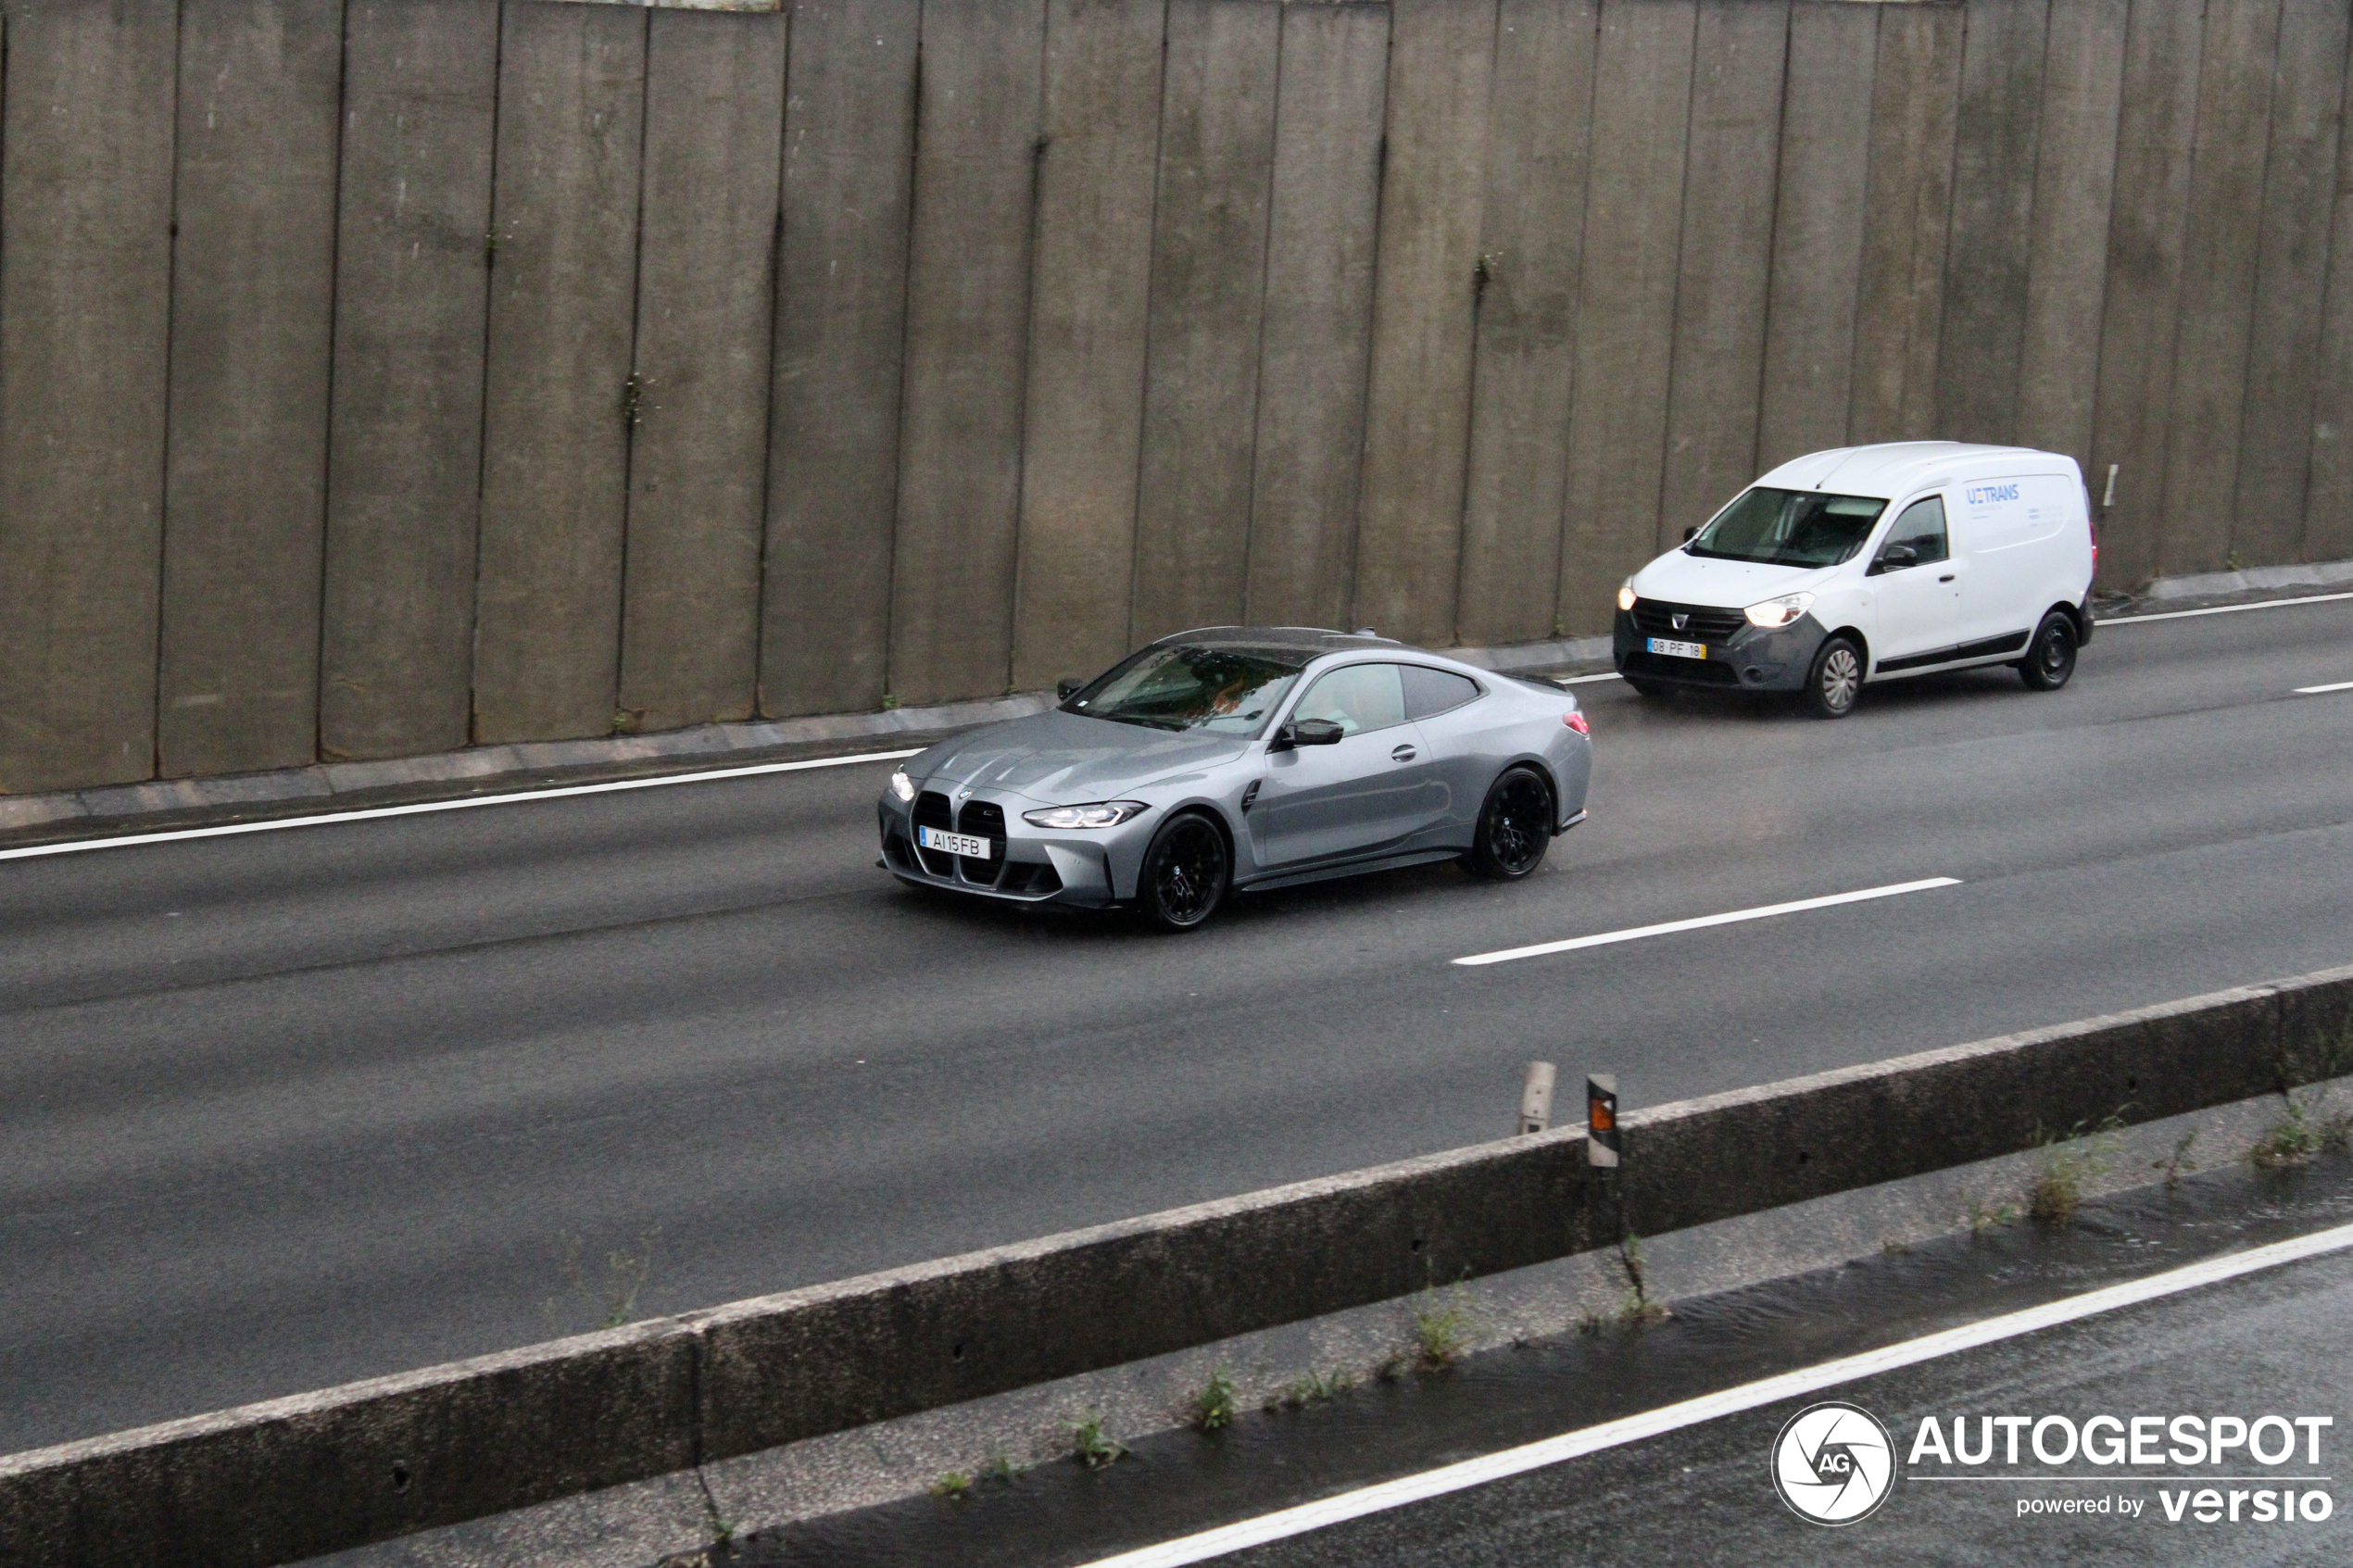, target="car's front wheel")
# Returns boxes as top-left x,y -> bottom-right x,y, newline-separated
1805,635 -> 1864,720
2020,610 -> 2077,691
1464,766 -> 1554,881
1137,812 -> 1229,932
